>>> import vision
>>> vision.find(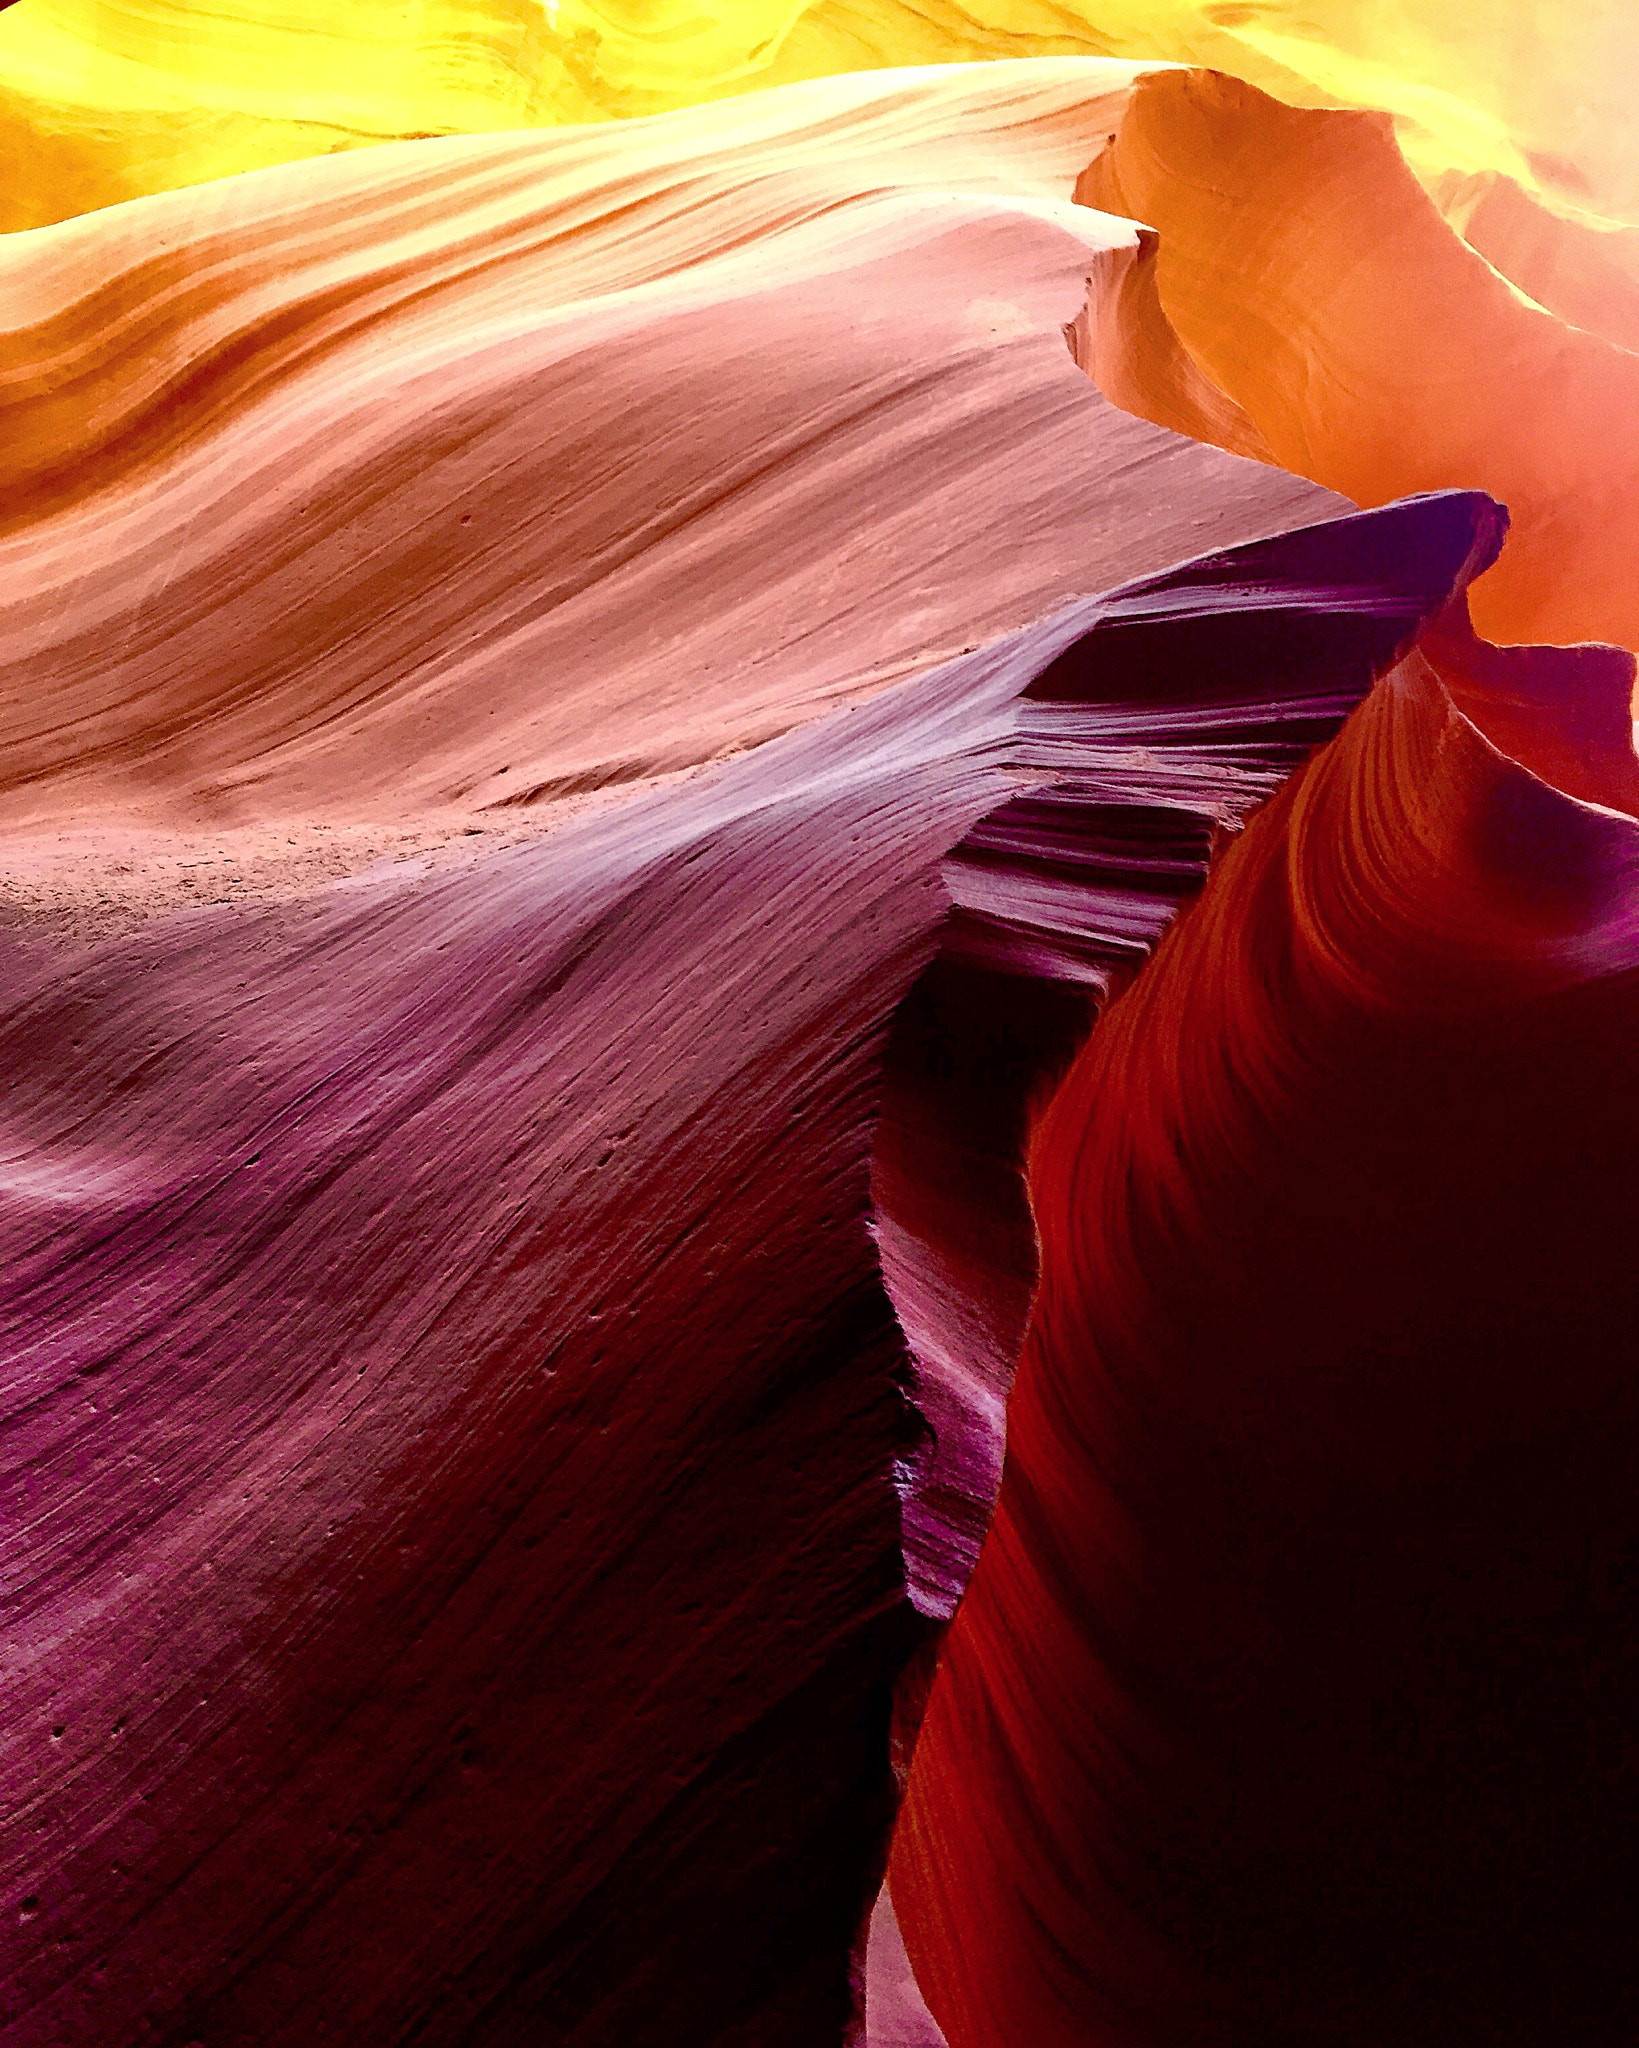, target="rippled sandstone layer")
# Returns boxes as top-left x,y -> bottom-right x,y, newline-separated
5,9 -> 1637,2043
1075,66 -> 1639,654
4,1 -> 1636,231
892,539 -> 1639,2048
3,52 -> 1486,2045
1,484 -> 1490,2042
